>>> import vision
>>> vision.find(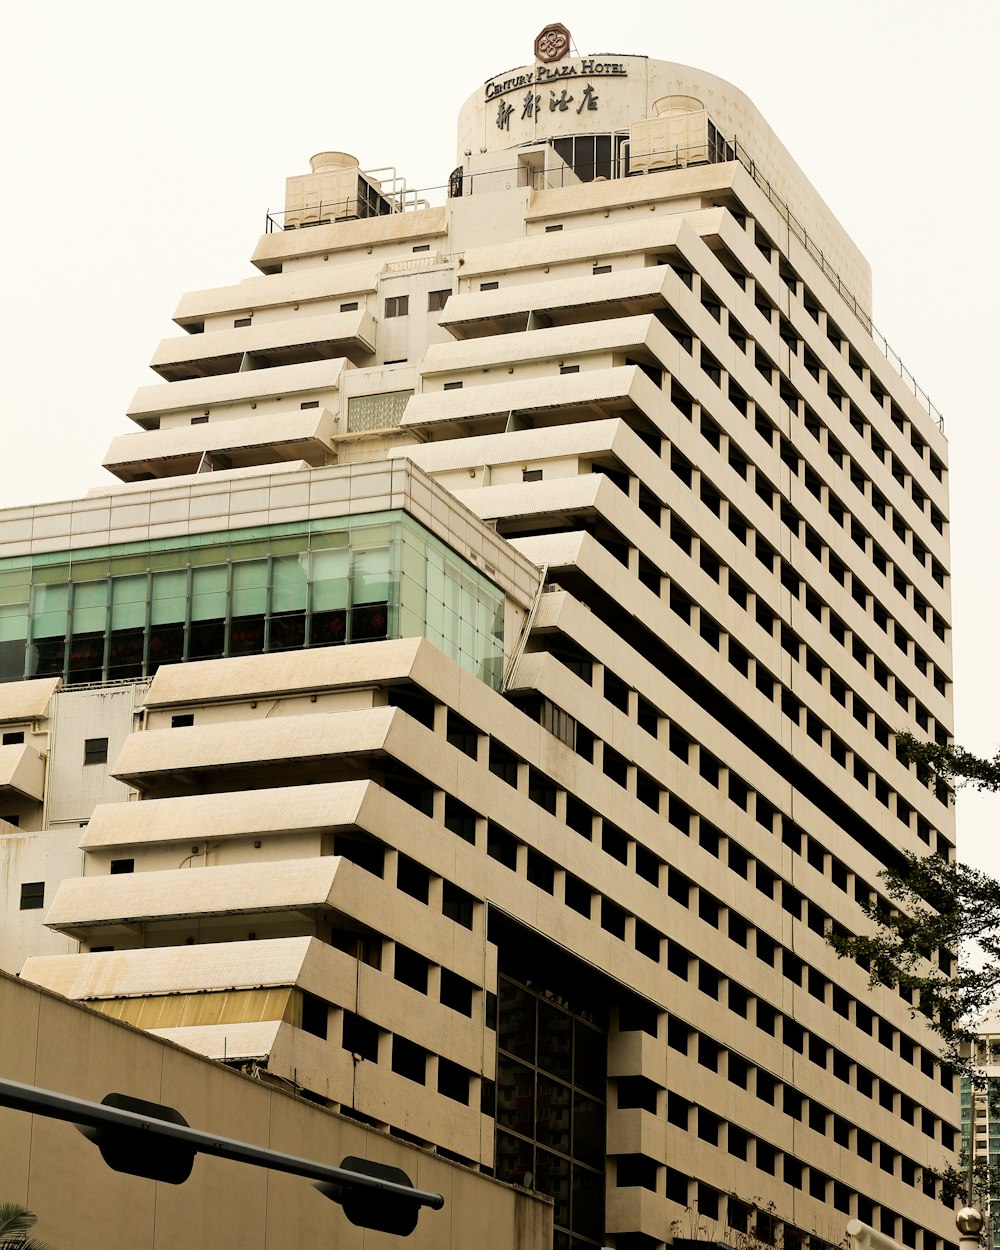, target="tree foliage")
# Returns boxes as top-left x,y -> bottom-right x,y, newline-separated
895,731 -> 1000,798
828,734 -> 1000,1076
826,734 -> 1000,1220
0,1204 -> 54,1250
